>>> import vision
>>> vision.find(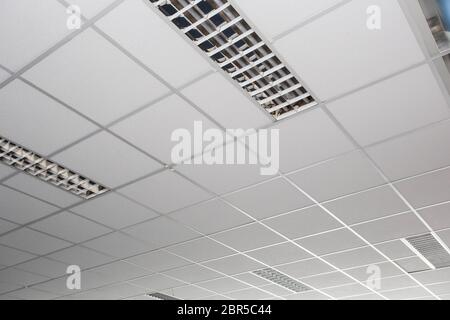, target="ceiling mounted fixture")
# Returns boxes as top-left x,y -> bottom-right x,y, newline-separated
253,268 -> 312,293
148,0 -> 317,120
147,292 -> 180,300
0,136 -> 109,200
402,233 -> 450,271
